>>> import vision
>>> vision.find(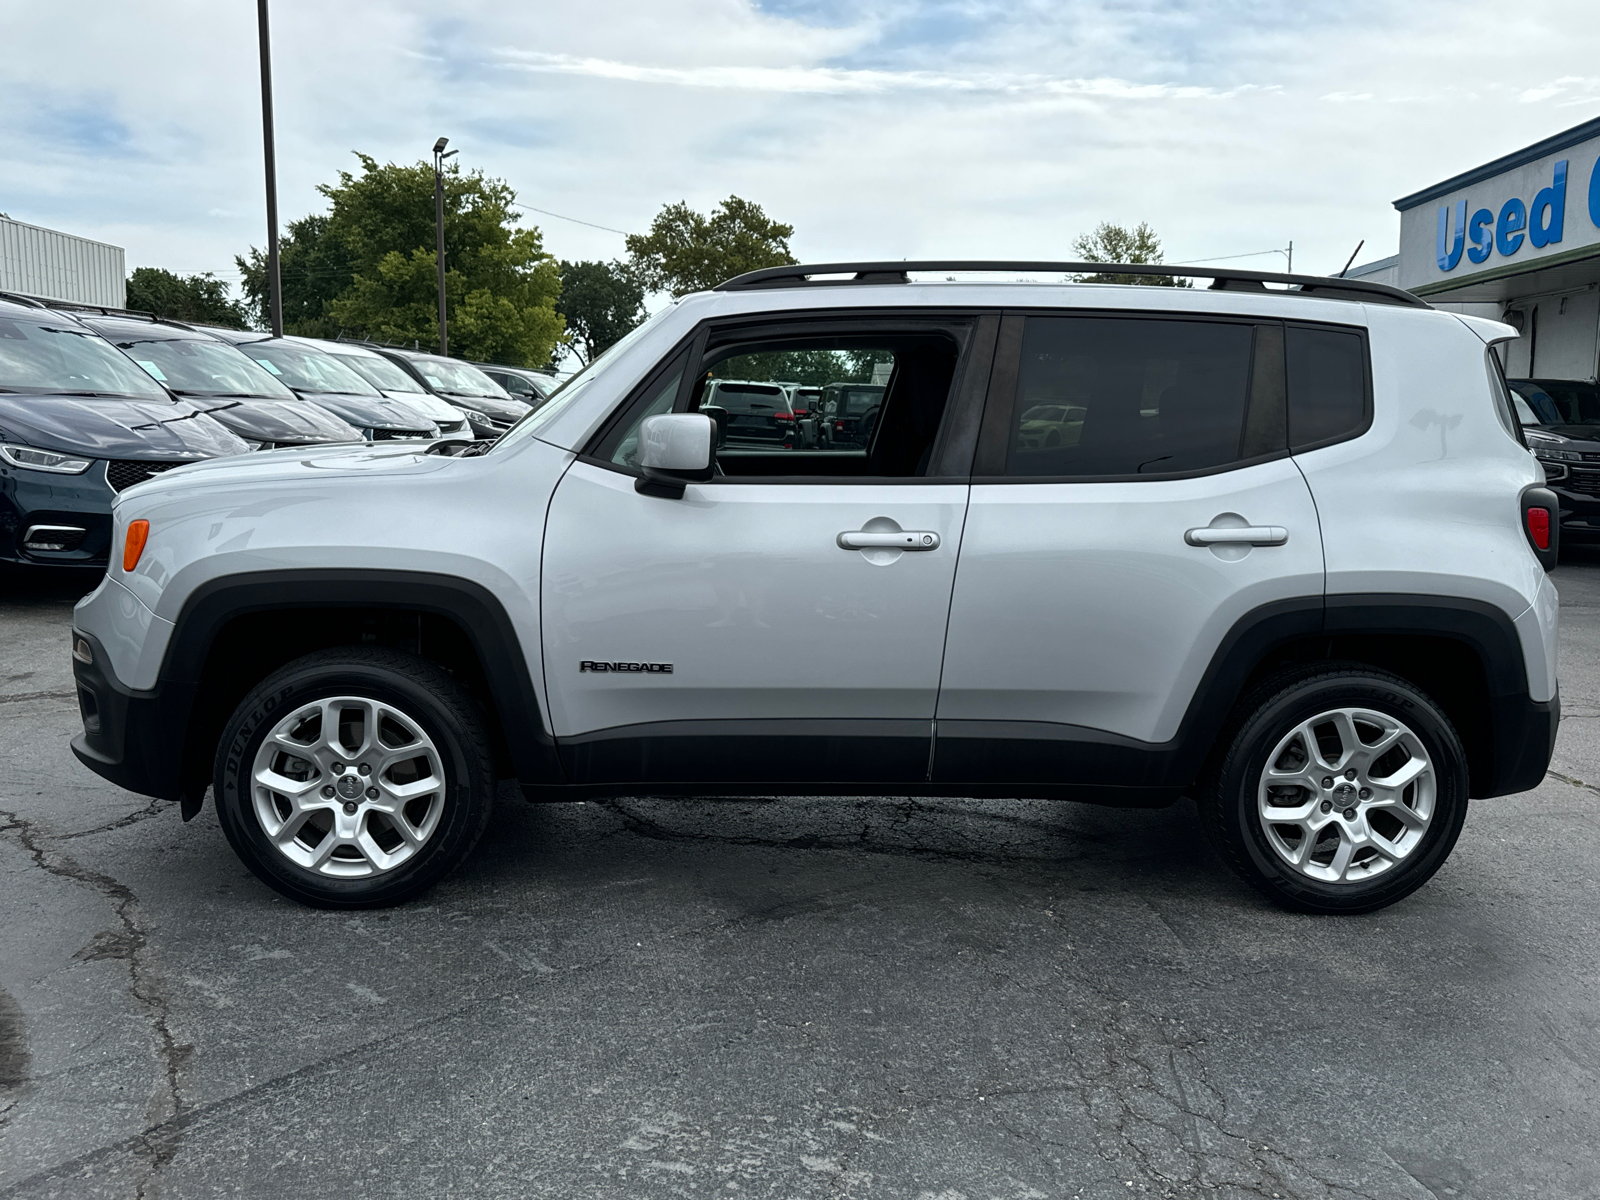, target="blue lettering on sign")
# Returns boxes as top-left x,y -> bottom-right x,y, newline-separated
1436,158 -> 1577,272
1436,200 -> 1465,271
1497,196 -> 1527,257
1466,207 -> 1494,264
